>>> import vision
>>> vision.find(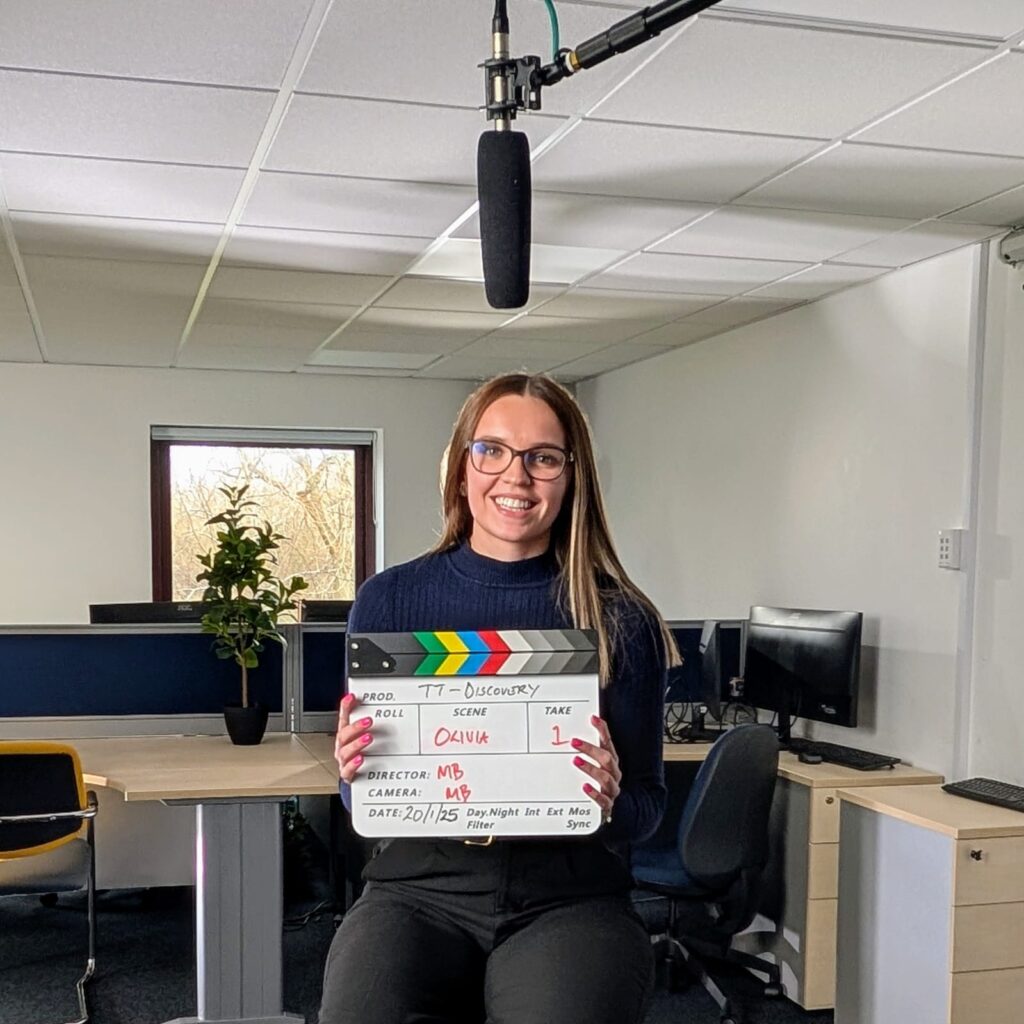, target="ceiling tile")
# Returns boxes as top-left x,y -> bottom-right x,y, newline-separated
715,1 -> 1024,40
268,96 -> 565,185
617,320 -> 720,347
832,221 -> 1001,267
222,227 -> 429,276
299,0 -> 655,117
197,297 -> 359,333
208,267 -> 390,306
177,335 -> 313,372
592,19 -> 983,138
374,277 -> 562,313
588,251 -> 809,294
551,342 -> 678,379
12,212 -> 219,264
416,353 -> 566,379
686,294 -> 802,328
744,142 -> 1024,218
323,307 -> 509,355
0,70 -> 273,166
944,184 -> 1024,226
653,205 -> 913,262
532,120 -> 822,202
489,314 -> 663,346
859,53 -> 1024,158
0,0 -> 314,88
410,238 -> 625,285
0,239 -> 21,286
454,334 -> 609,362
748,262 -> 886,299
456,191 -> 712,249
22,255 -> 204,366
0,152 -> 244,222
321,328 -> 452,358
307,349 -> 435,371
242,172 -> 476,237
536,287 -> 723,320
